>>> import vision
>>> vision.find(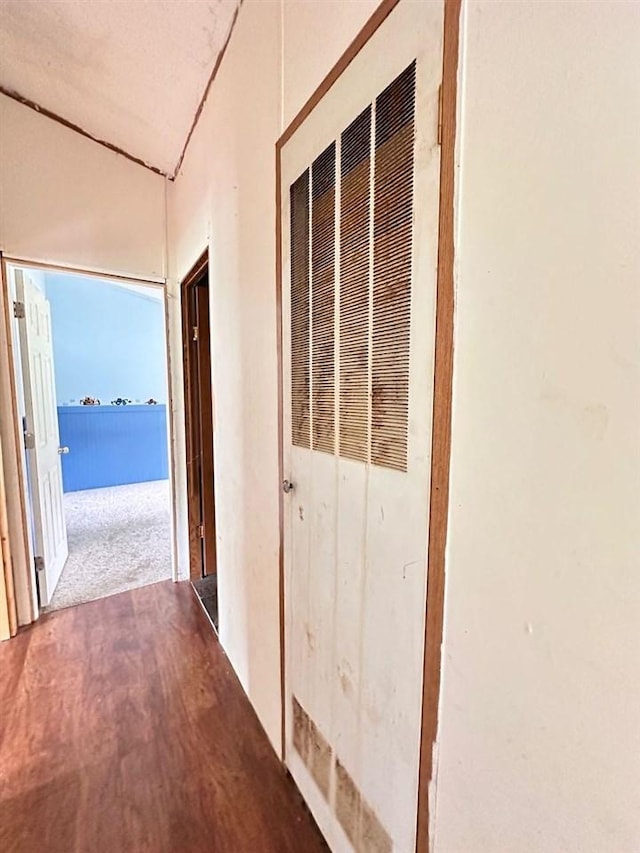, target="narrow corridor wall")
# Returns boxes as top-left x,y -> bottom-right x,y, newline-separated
434,2 -> 640,850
